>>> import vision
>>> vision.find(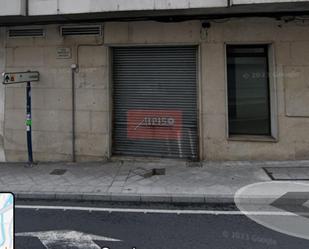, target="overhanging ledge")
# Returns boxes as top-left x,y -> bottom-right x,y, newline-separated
2,1 -> 309,26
